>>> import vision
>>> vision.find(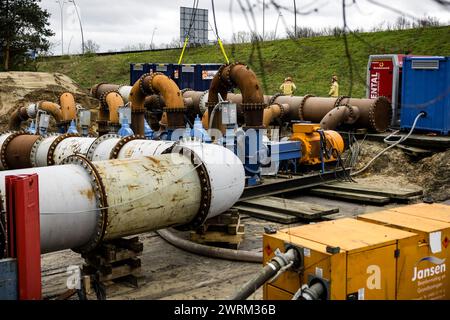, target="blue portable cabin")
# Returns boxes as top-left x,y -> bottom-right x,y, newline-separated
130,63 -> 222,90
178,63 -> 222,91
400,56 -> 450,135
